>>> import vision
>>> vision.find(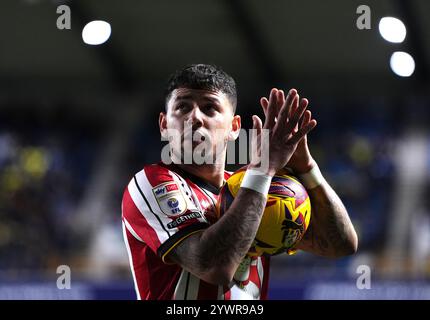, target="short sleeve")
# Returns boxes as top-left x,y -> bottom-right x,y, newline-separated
121,164 -> 209,263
